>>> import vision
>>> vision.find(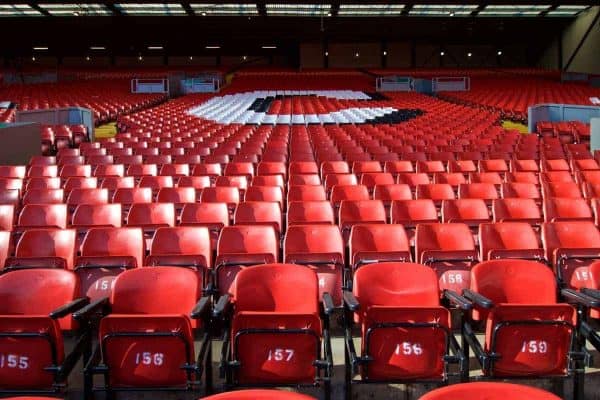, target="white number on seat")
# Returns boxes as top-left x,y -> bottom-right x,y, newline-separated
521,340 -> 548,354
94,279 -> 113,291
267,348 -> 294,362
574,270 -> 590,281
0,354 -> 29,369
134,352 -> 164,366
395,342 -> 423,356
441,273 -> 463,284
